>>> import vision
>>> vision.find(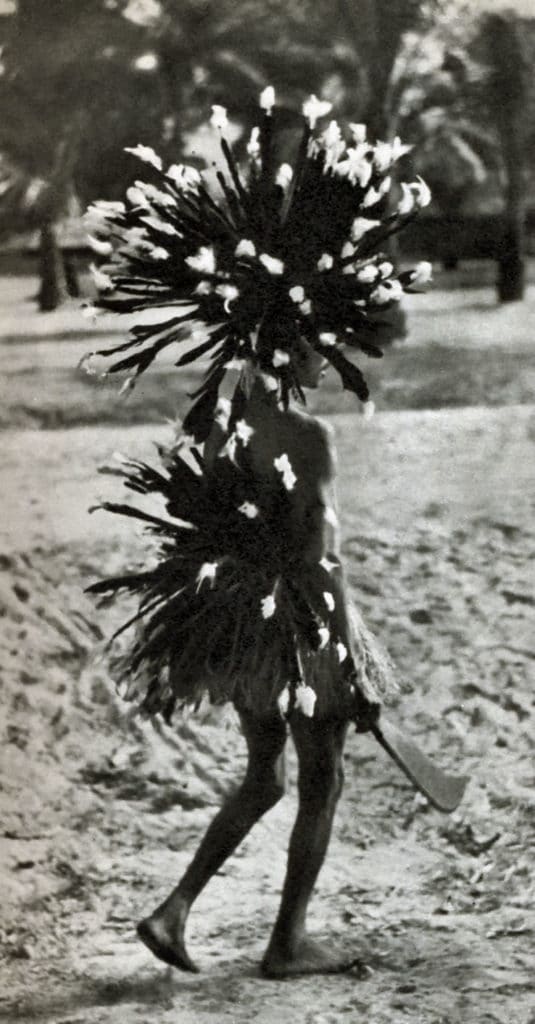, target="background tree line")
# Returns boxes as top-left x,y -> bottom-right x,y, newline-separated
0,0 -> 533,309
